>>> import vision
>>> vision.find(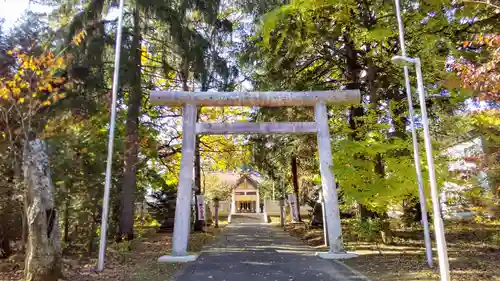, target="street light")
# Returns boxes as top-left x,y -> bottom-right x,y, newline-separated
393,0 -> 433,267
391,55 -> 418,65
391,55 -> 451,281
97,0 -> 125,272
